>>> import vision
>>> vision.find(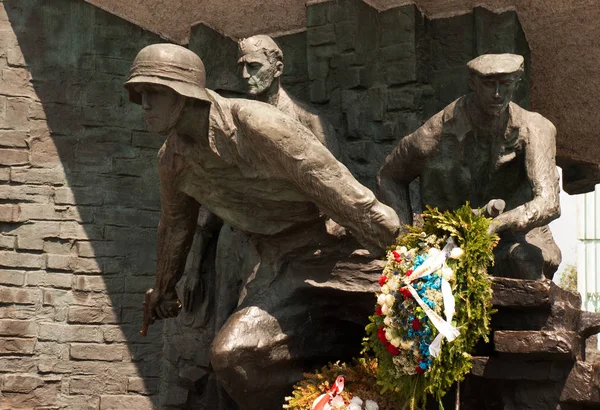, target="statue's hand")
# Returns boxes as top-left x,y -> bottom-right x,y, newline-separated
483,199 -> 506,218
152,290 -> 181,320
178,273 -> 201,313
